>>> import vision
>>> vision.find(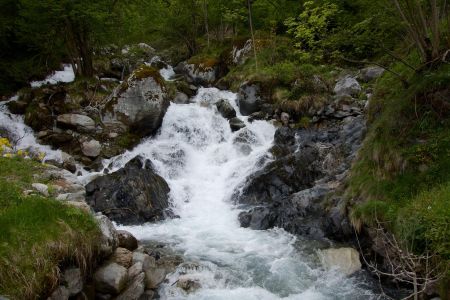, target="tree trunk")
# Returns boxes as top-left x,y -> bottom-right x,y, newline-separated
247,0 -> 258,70
203,0 -> 210,48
